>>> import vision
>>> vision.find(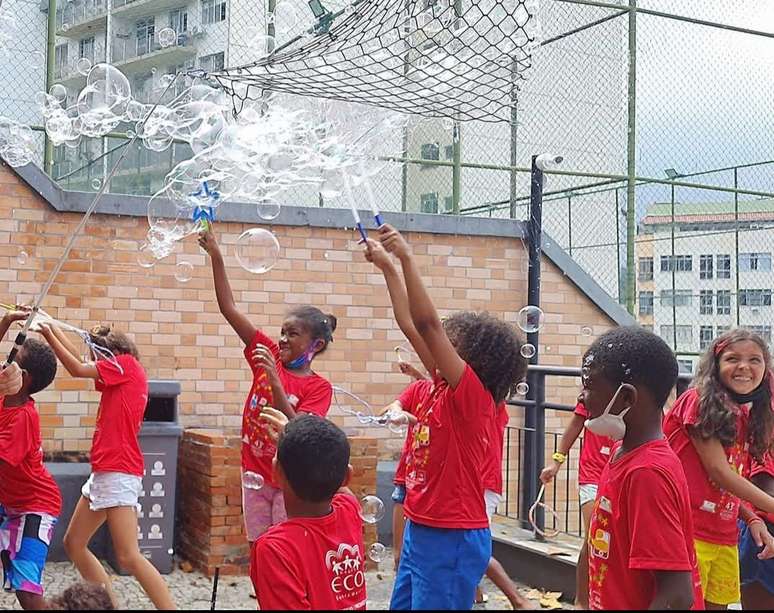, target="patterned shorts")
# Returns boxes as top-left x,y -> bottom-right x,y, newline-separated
0,506 -> 57,595
242,476 -> 286,542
